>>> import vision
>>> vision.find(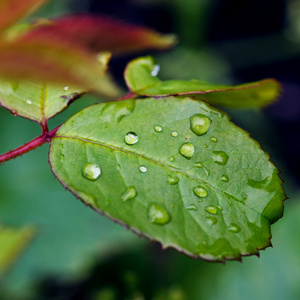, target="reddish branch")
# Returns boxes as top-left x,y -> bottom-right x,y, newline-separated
0,126 -> 60,164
